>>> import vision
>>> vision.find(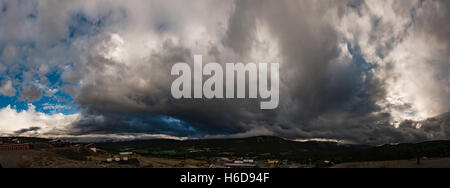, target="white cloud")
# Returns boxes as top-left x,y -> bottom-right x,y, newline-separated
336,0 -> 450,123
0,104 -> 80,136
